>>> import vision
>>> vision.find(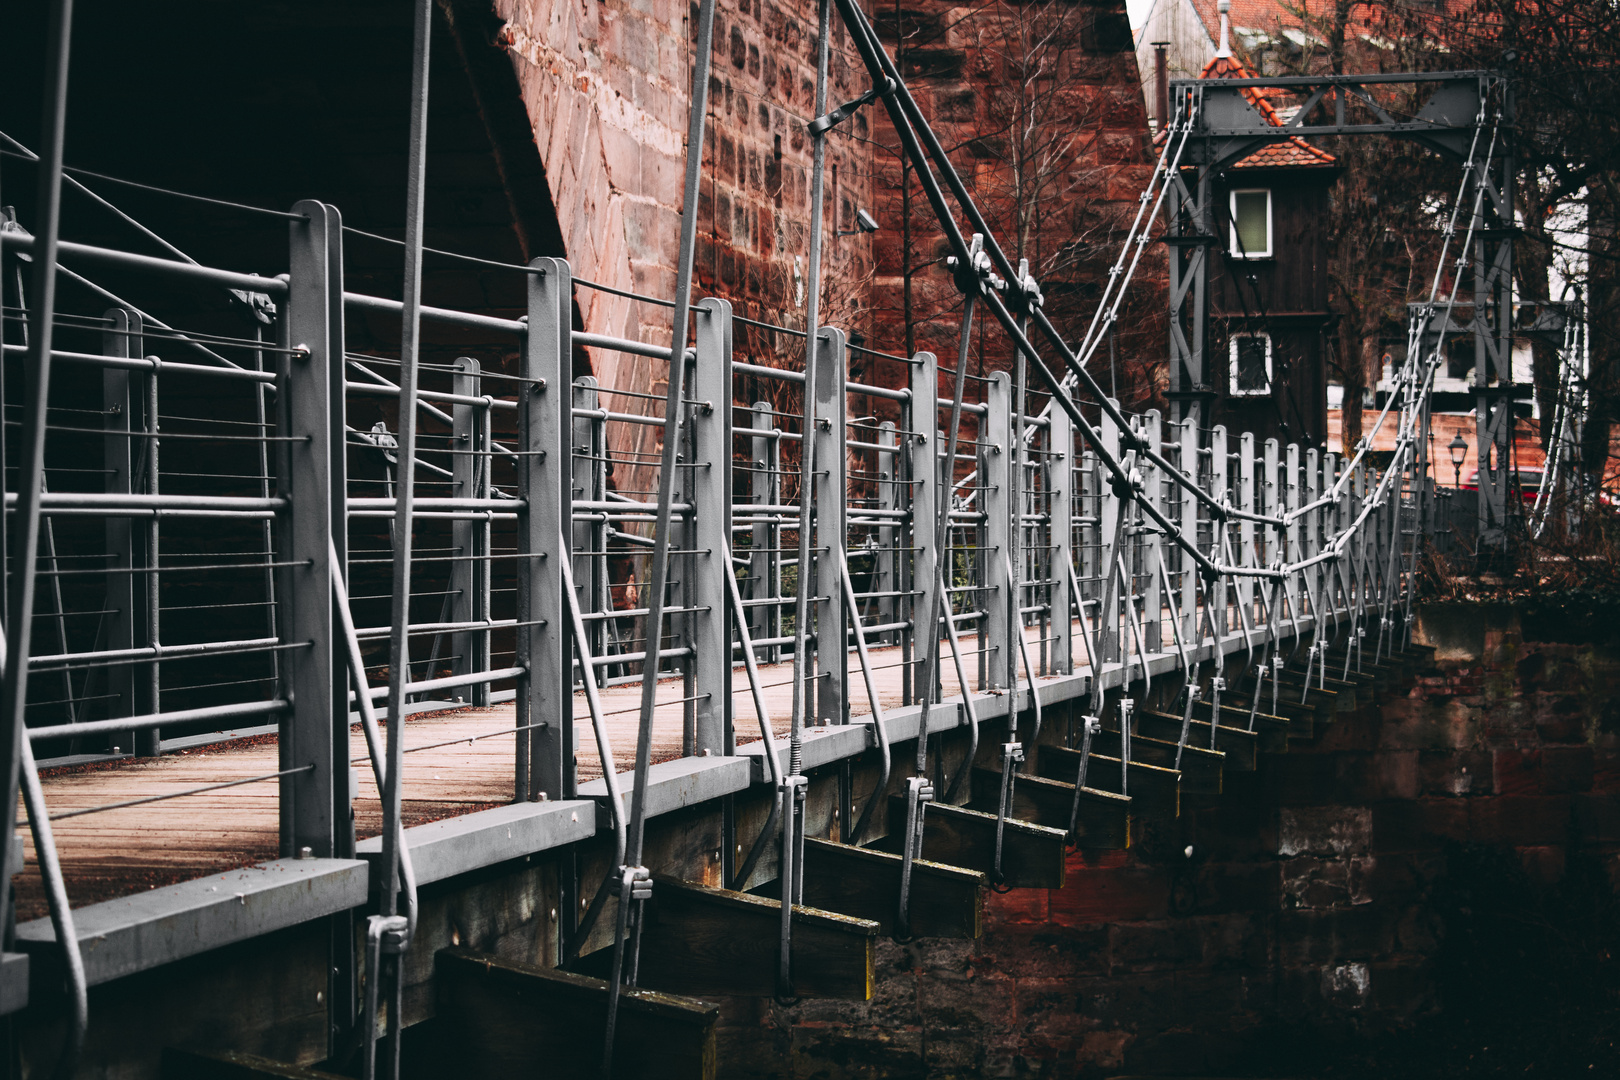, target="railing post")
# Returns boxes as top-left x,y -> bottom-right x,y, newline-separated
1352,463 -> 1367,616
689,298 -> 734,755
1325,452 -> 1340,621
1048,403 -> 1074,675
572,376 -> 605,664
812,328 -> 848,725
1211,425 -> 1230,636
1142,410 -> 1163,653
749,402 -> 779,663
1284,441 -> 1300,635
983,371 -> 1012,690
451,358 -> 491,705
907,352 -> 939,706
875,421 -> 899,646
1098,402 -> 1123,662
103,309 -> 151,753
522,256 -> 573,801
279,200 -> 342,861
1237,432 -> 1256,625
1081,440 -> 1098,625
1305,446 -> 1320,632
1179,417 -> 1199,643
